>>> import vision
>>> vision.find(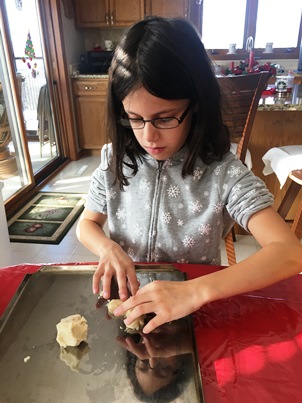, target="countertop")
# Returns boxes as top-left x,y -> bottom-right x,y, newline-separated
71,75 -> 302,111
258,84 -> 302,111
